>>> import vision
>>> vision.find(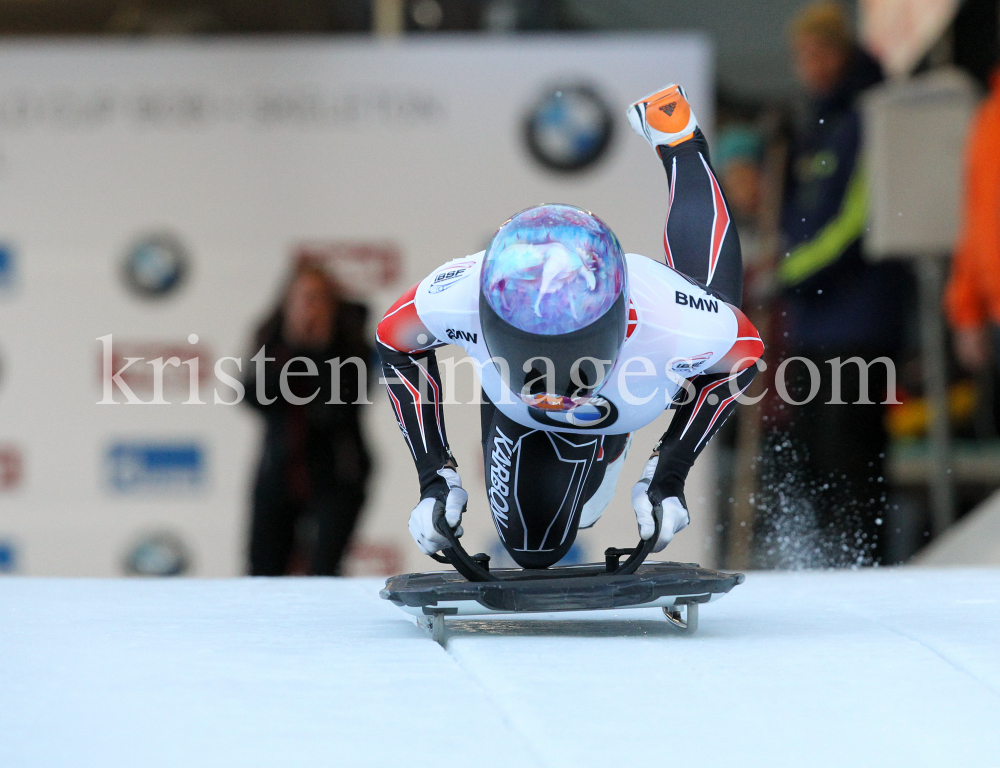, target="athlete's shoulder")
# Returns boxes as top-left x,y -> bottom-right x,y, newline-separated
412,252 -> 484,347
418,252 -> 484,301
624,252 -> 741,370
414,252 -> 483,316
625,253 -> 731,322
625,252 -> 712,291
377,253 -> 483,353
706,302 -> 764,373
